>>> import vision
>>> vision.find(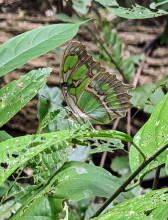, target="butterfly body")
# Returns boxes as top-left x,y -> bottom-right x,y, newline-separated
60,41 -> 133,124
